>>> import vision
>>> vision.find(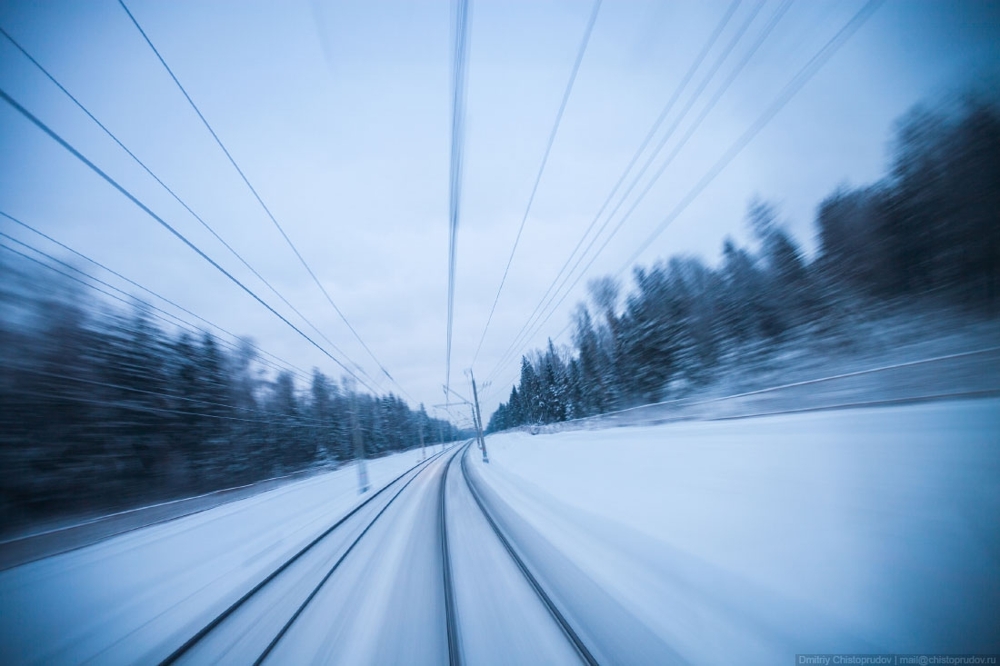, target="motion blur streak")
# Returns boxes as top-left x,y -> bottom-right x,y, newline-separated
1,1 -> 998,663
